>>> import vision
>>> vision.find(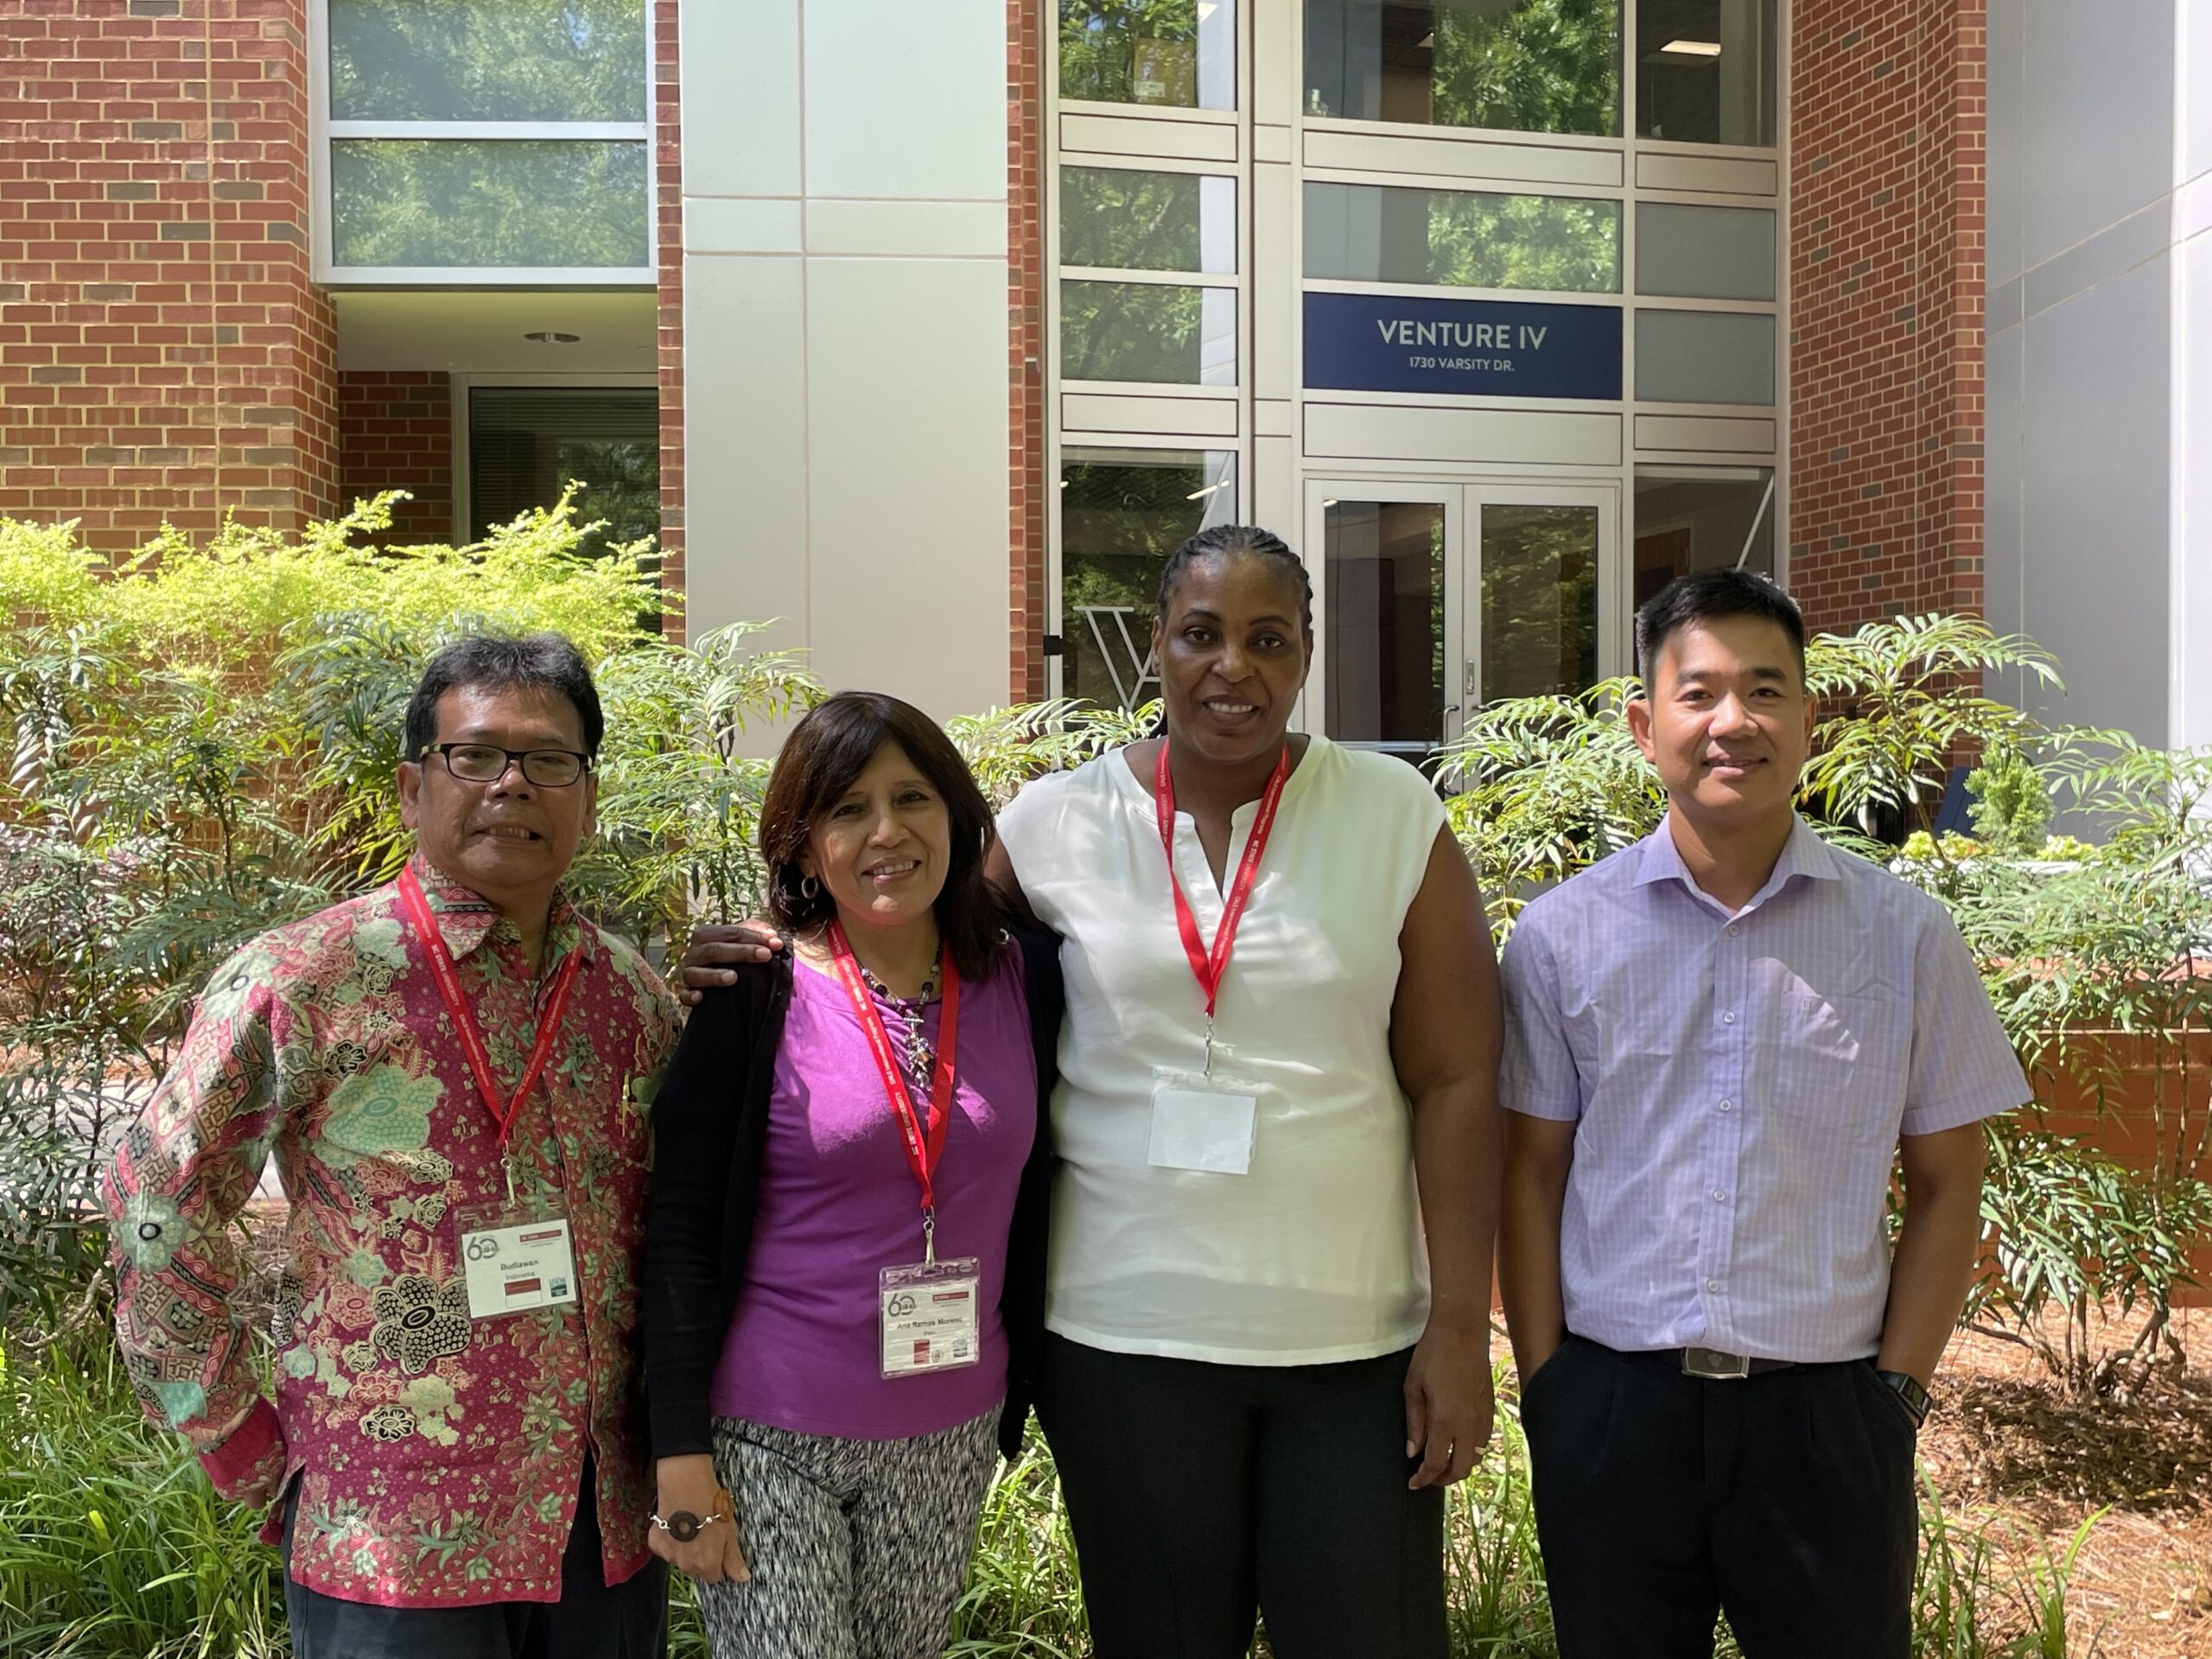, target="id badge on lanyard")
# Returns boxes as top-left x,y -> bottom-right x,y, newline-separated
825,925 -> 982,1380
1148,741 -> 1286,1178
398,866 -> 583,1323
